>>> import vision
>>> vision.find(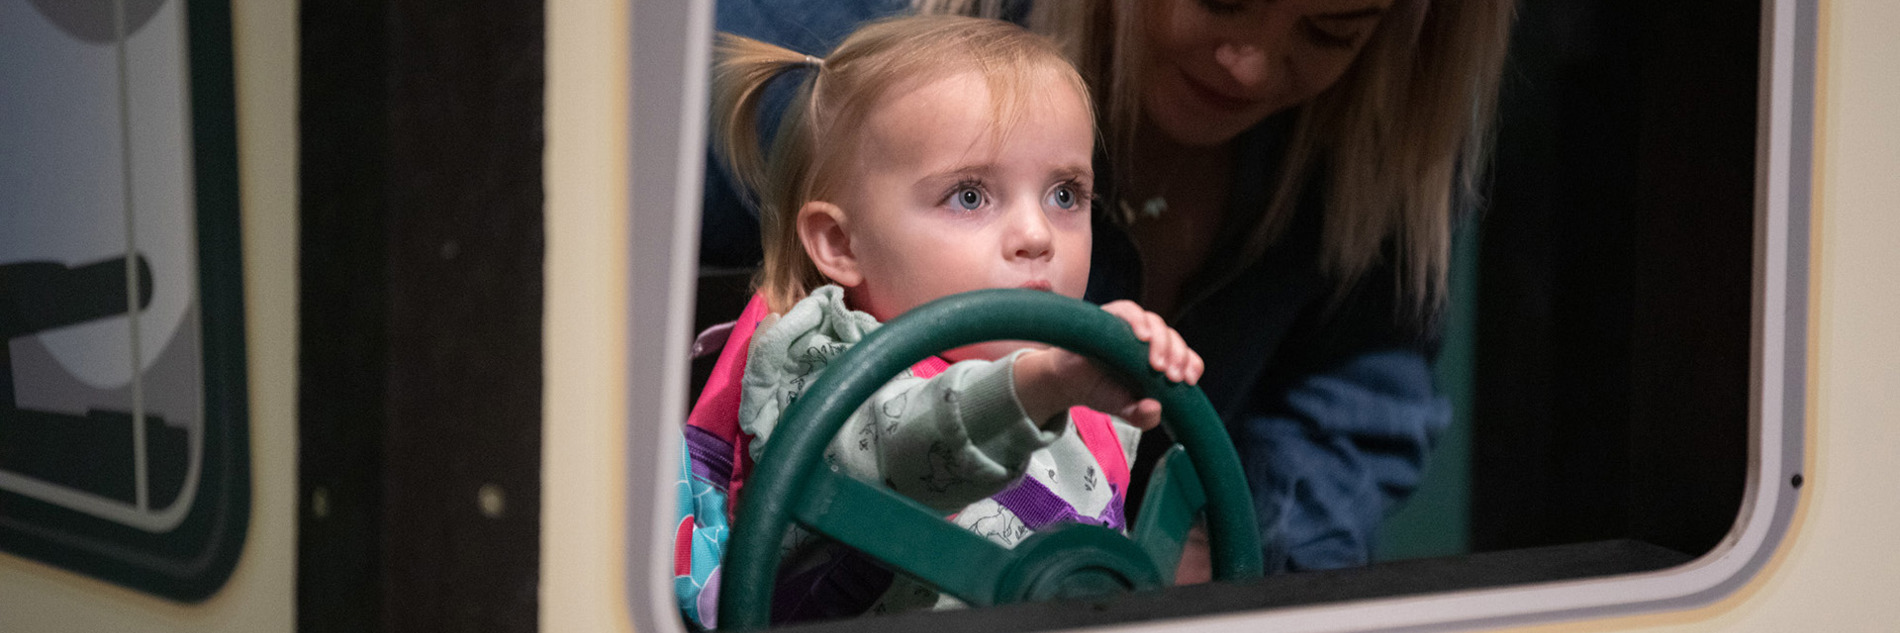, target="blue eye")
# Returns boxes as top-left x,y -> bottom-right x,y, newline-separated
953,186 -> 983,211
1047,185 -> 1083,211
